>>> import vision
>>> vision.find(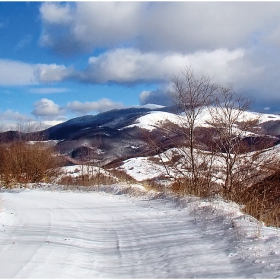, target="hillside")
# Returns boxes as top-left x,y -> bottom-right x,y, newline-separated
0,105 -> 280,167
